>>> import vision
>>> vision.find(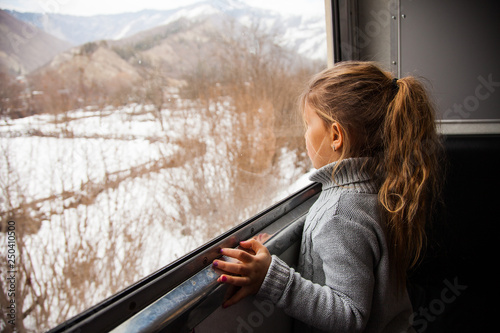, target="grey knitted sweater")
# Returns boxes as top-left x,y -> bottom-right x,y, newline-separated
256,158 -> 414,332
